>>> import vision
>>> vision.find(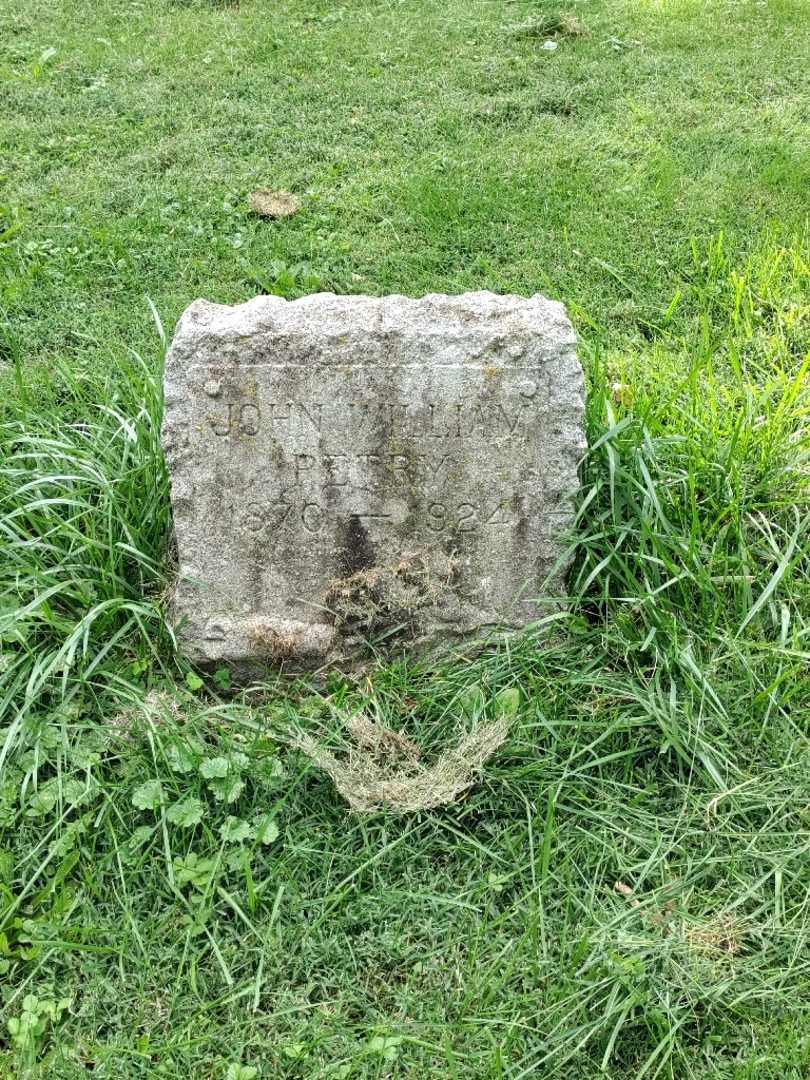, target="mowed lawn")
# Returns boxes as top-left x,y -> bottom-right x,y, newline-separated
2,0 -> 809,367
1,1 -> 809,1077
